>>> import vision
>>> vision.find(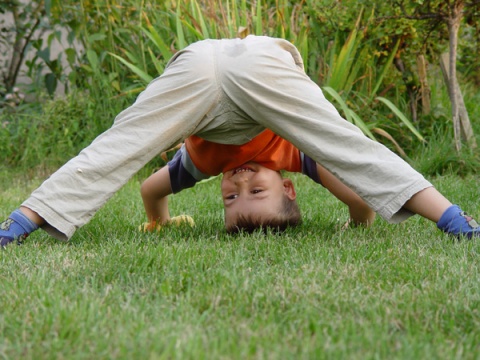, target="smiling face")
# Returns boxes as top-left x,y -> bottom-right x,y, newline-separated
221,162 -> 297,231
